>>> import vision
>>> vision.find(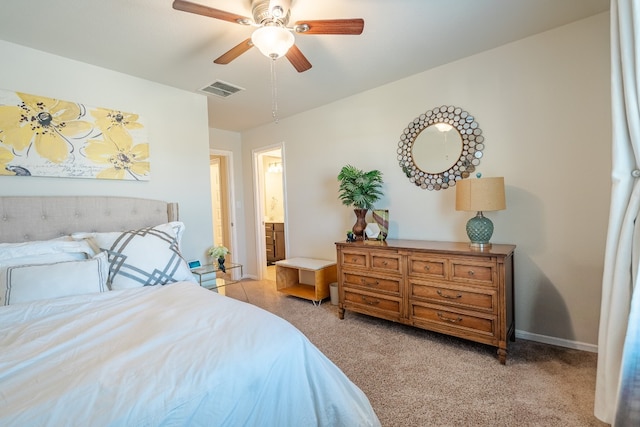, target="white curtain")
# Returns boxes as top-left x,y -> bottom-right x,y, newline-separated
595,0 -> 640,424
